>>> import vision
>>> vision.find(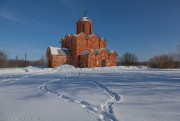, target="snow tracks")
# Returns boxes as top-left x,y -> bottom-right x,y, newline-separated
38,79 -> 121,121
92,81 -> 120,121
